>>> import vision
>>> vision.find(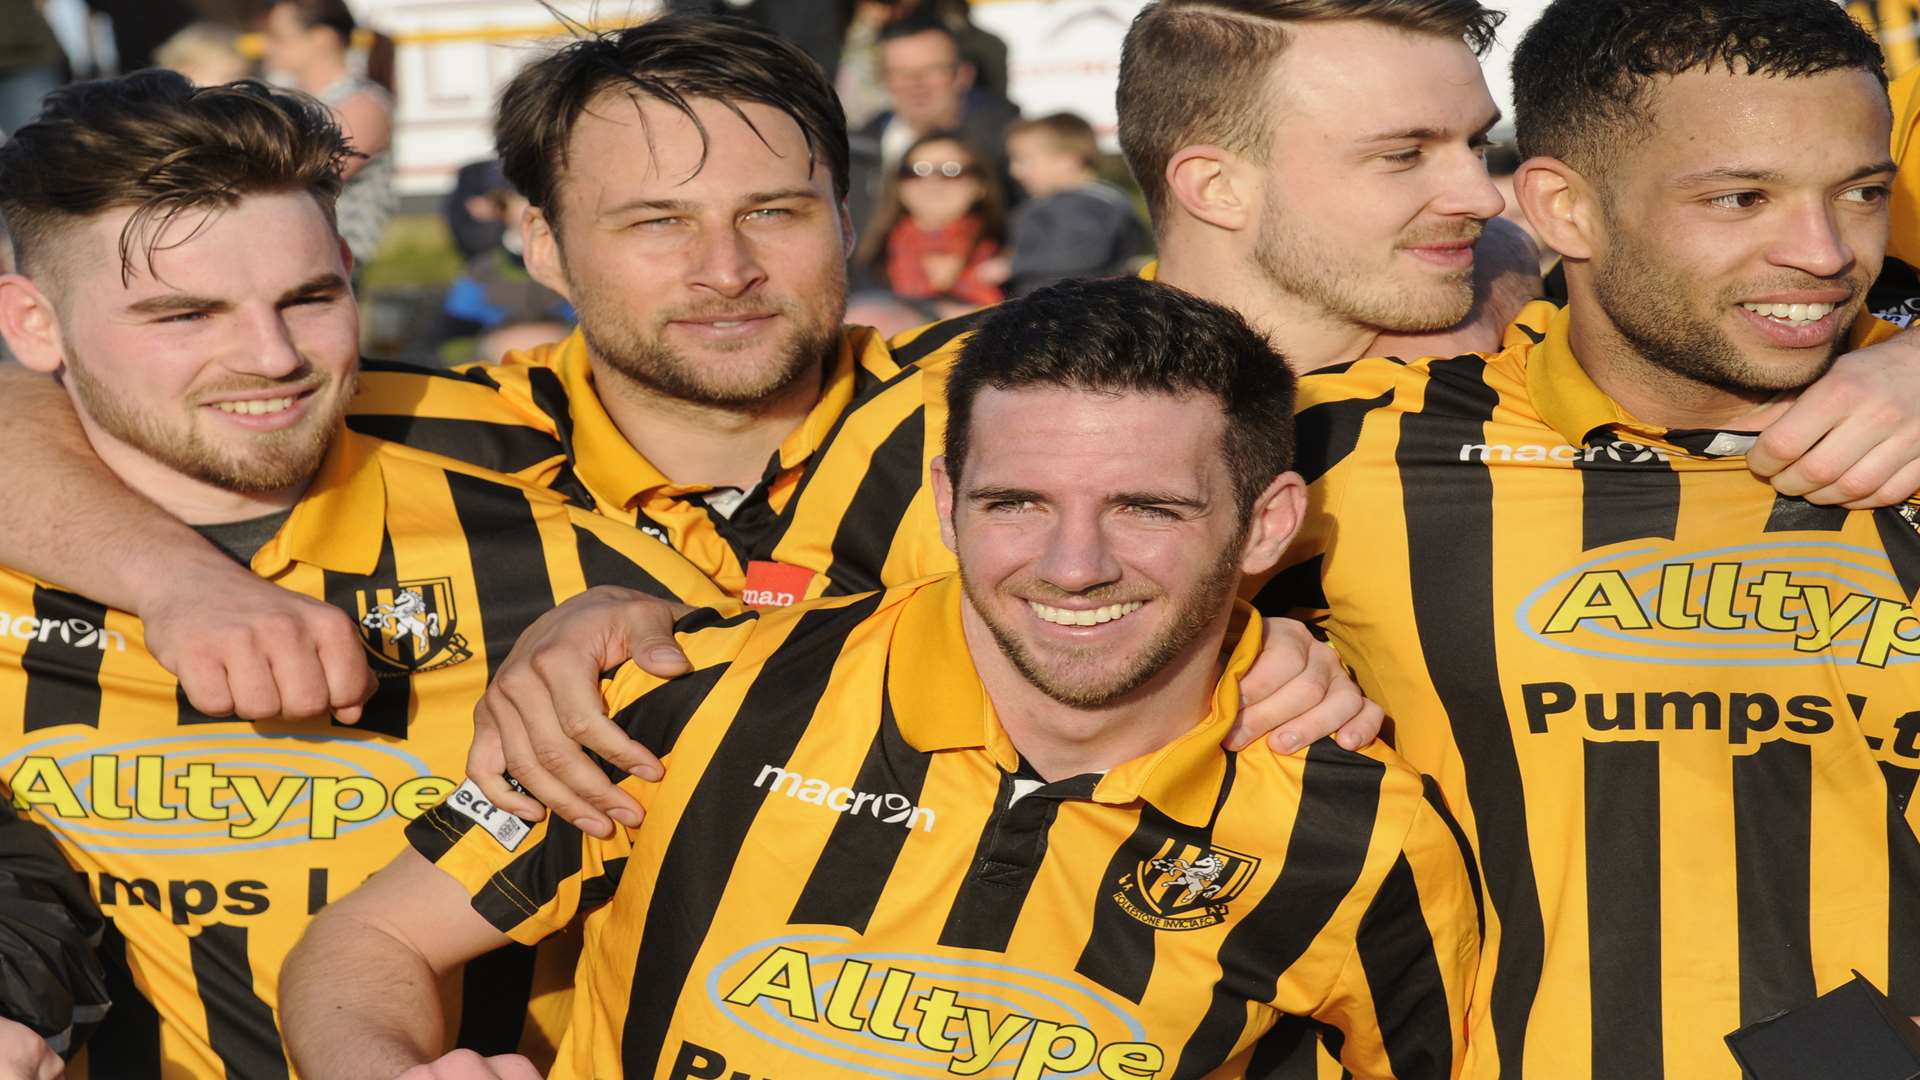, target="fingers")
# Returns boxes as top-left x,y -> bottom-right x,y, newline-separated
1842,456 -> 1920,510
1758,413 -> 1894,503
1262,677 -> 1374,755
486,667 -> 637,839
628,600 -> 695,678
488,1053 -> 544,1080
468,702 -> 545,823
315,608 -> 378,724
1792,433 -> 1920,507
172,652 -> 237,718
